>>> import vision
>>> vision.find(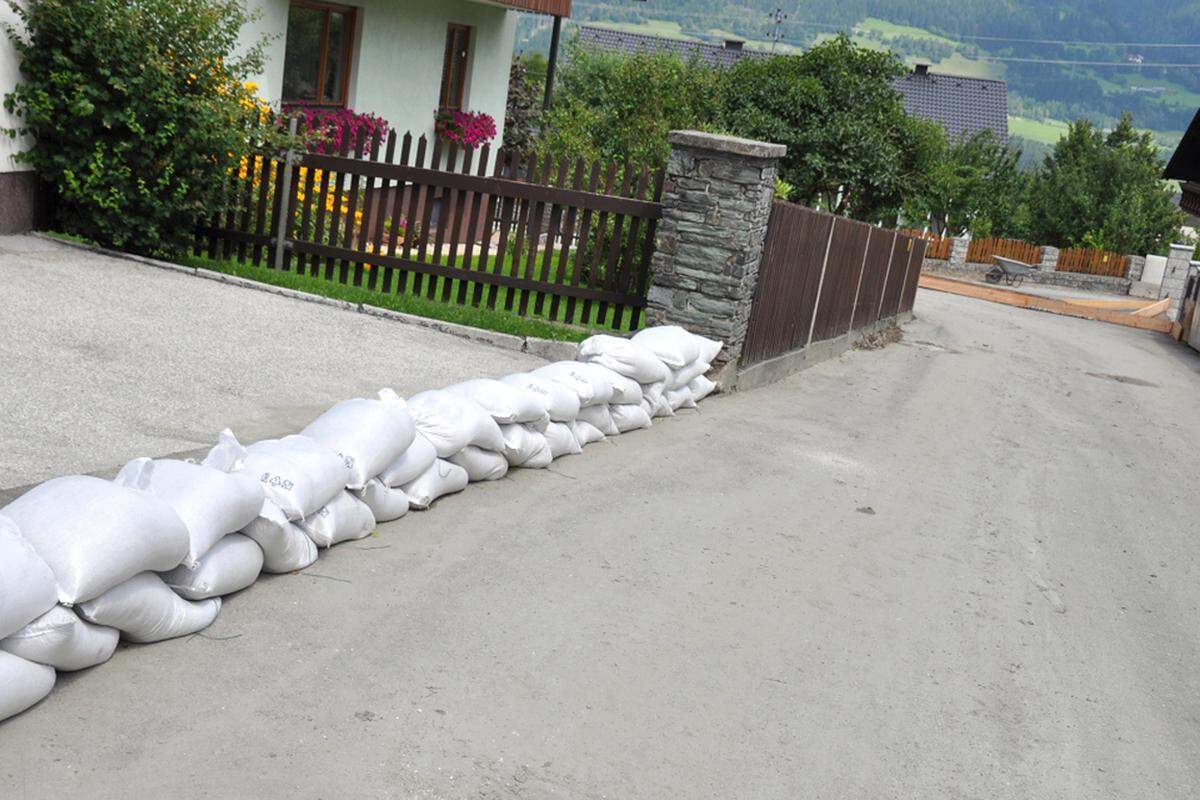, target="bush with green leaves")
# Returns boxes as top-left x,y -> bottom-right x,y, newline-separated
3,0 -> 290,256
